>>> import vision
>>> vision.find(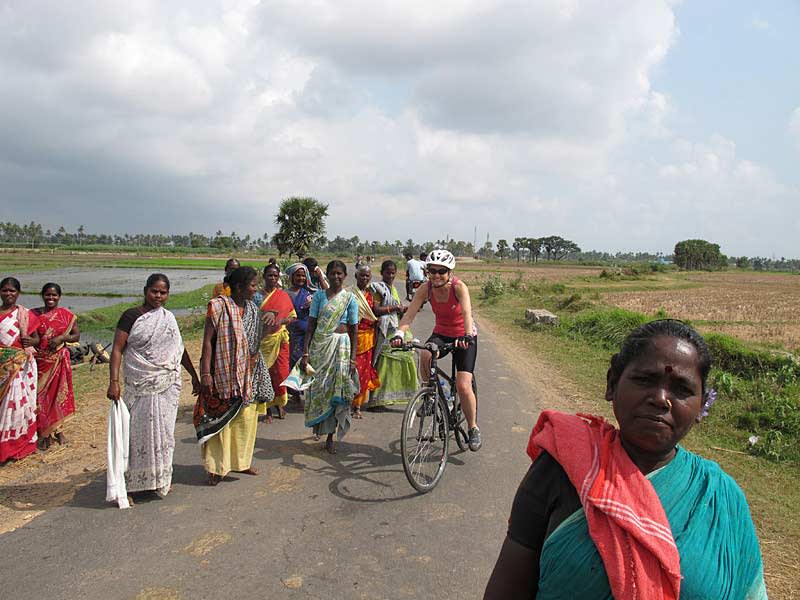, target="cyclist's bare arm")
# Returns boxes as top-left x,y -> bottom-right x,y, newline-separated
453,279 -> 475,340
